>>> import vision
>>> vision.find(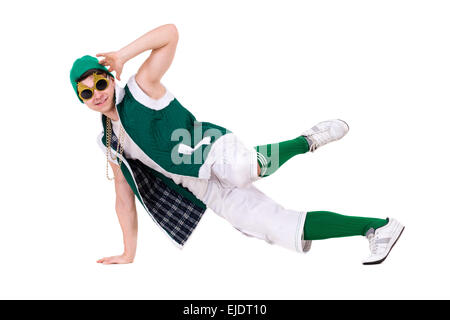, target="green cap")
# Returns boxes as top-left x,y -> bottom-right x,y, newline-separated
69,55 -> 114,103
